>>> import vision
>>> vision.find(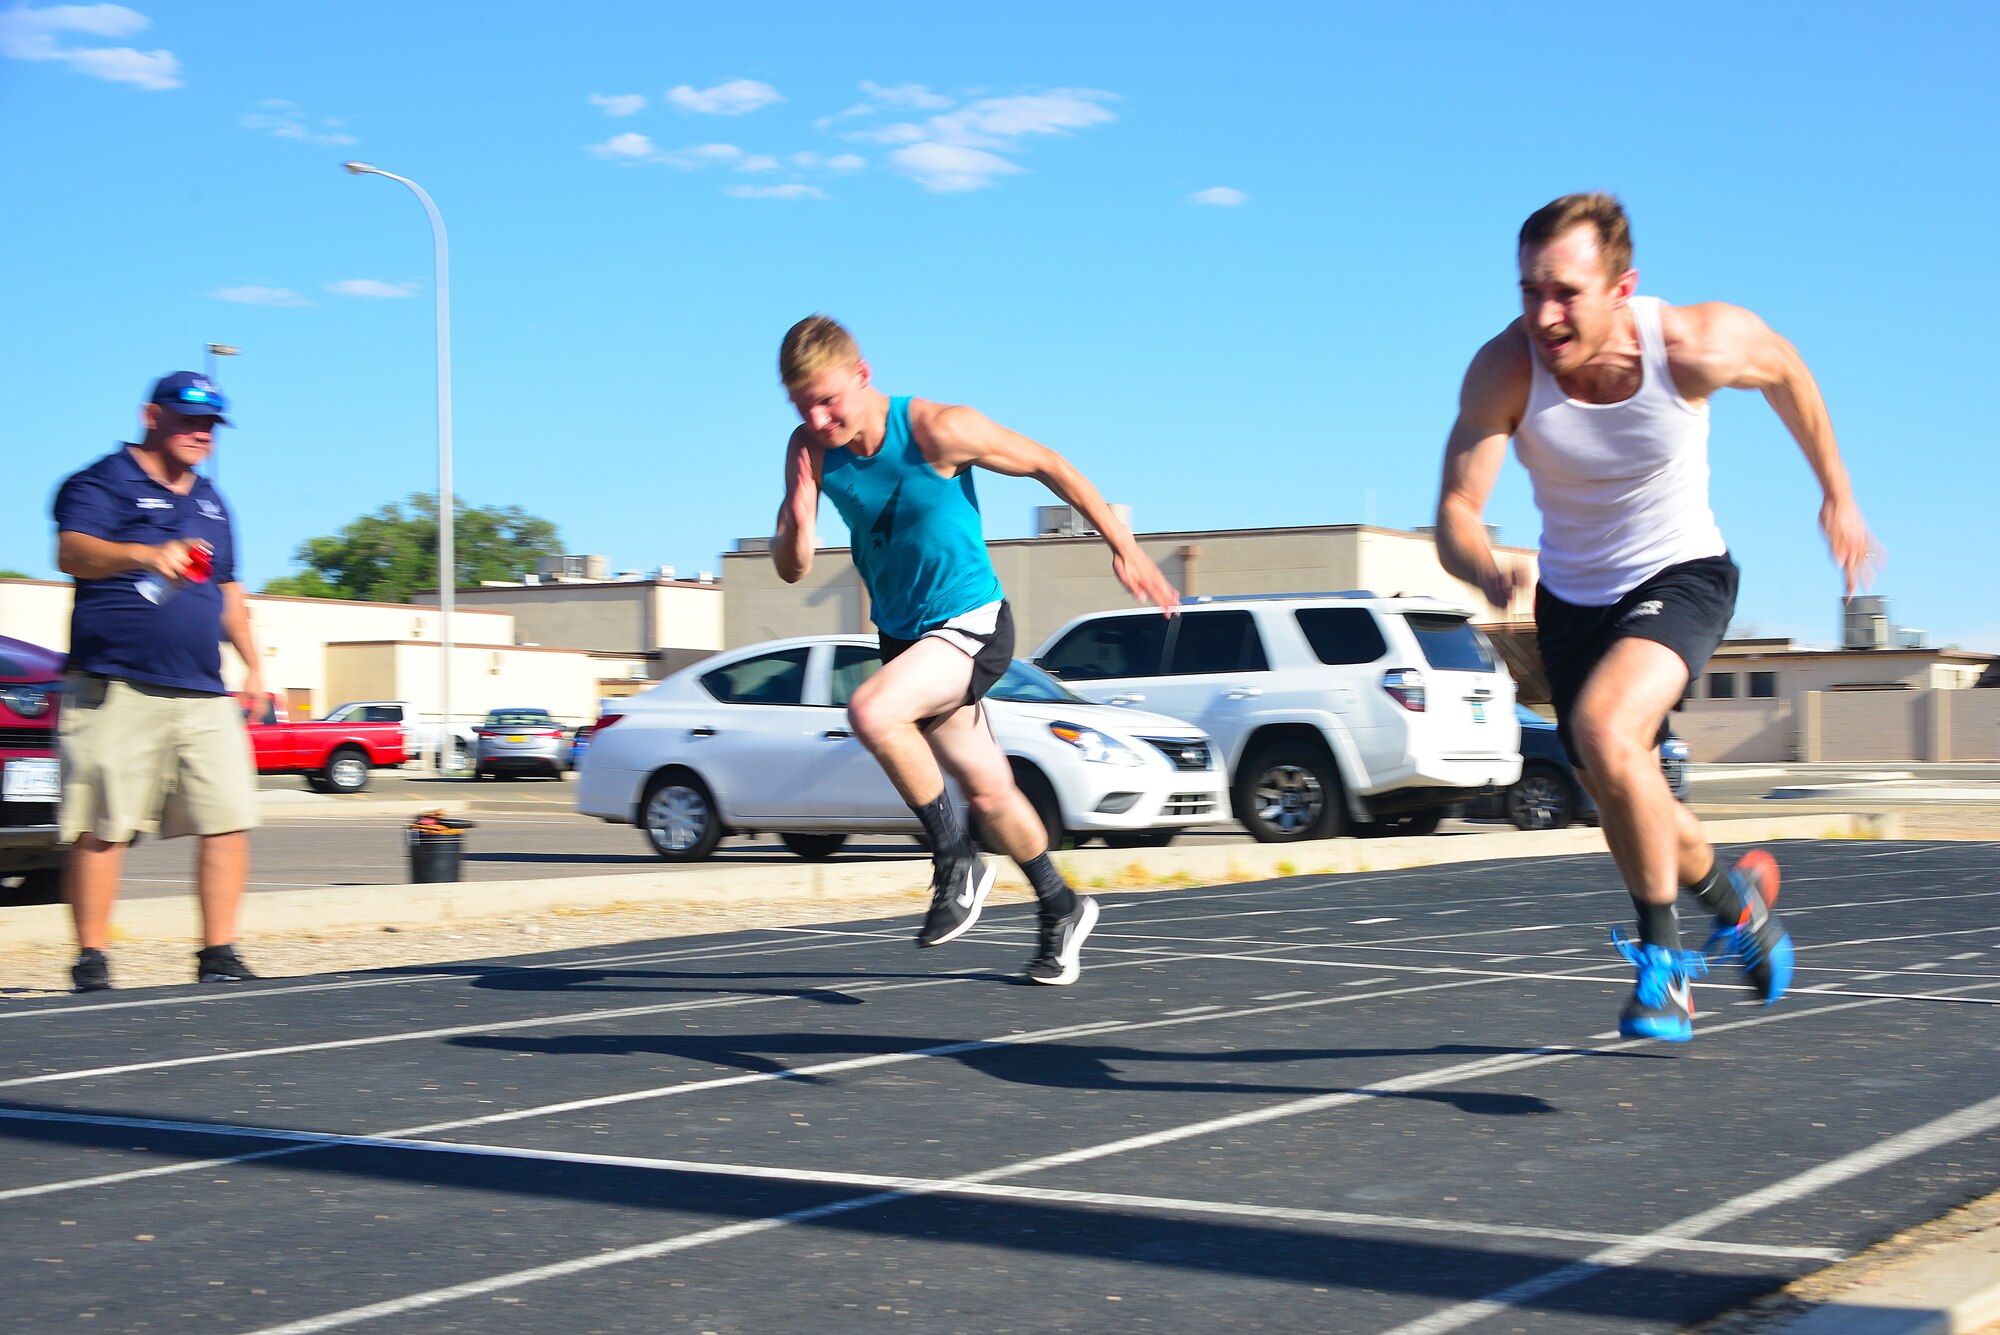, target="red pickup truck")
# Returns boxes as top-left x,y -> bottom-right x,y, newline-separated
246,695 -> 406,793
